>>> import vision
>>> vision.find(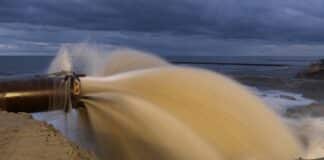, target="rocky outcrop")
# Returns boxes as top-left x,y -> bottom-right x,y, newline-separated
296,59 -> 324,80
